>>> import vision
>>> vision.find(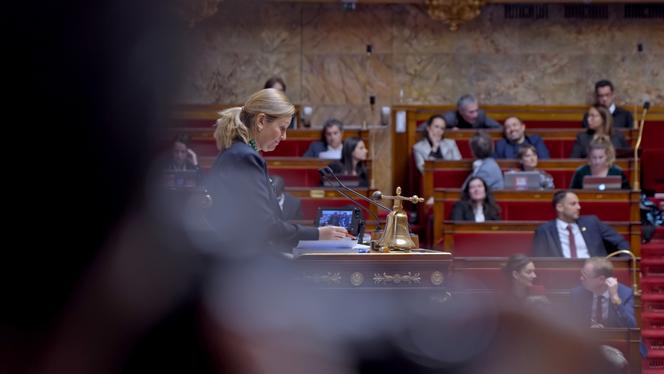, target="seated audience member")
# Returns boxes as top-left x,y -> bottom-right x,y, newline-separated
270,175 -> 303,221
515,145 -> 554,189
413,114 -> 461,173
451,176 -> 501,222
570,104 -> 629,159
532,190 -> 630,258
502,254 -> 549,305
571,257 -> 636,328
303,118 -> 344,159
570,137 -> 629,190
264,76 -> 286,92
327,137 -> 369,187
443,94 -> 501,130
582,80 -> 634,129
467,131 -> 503,190
264,76 -> 295,128
495,116 -> 550,159
166,133 -> 199,171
